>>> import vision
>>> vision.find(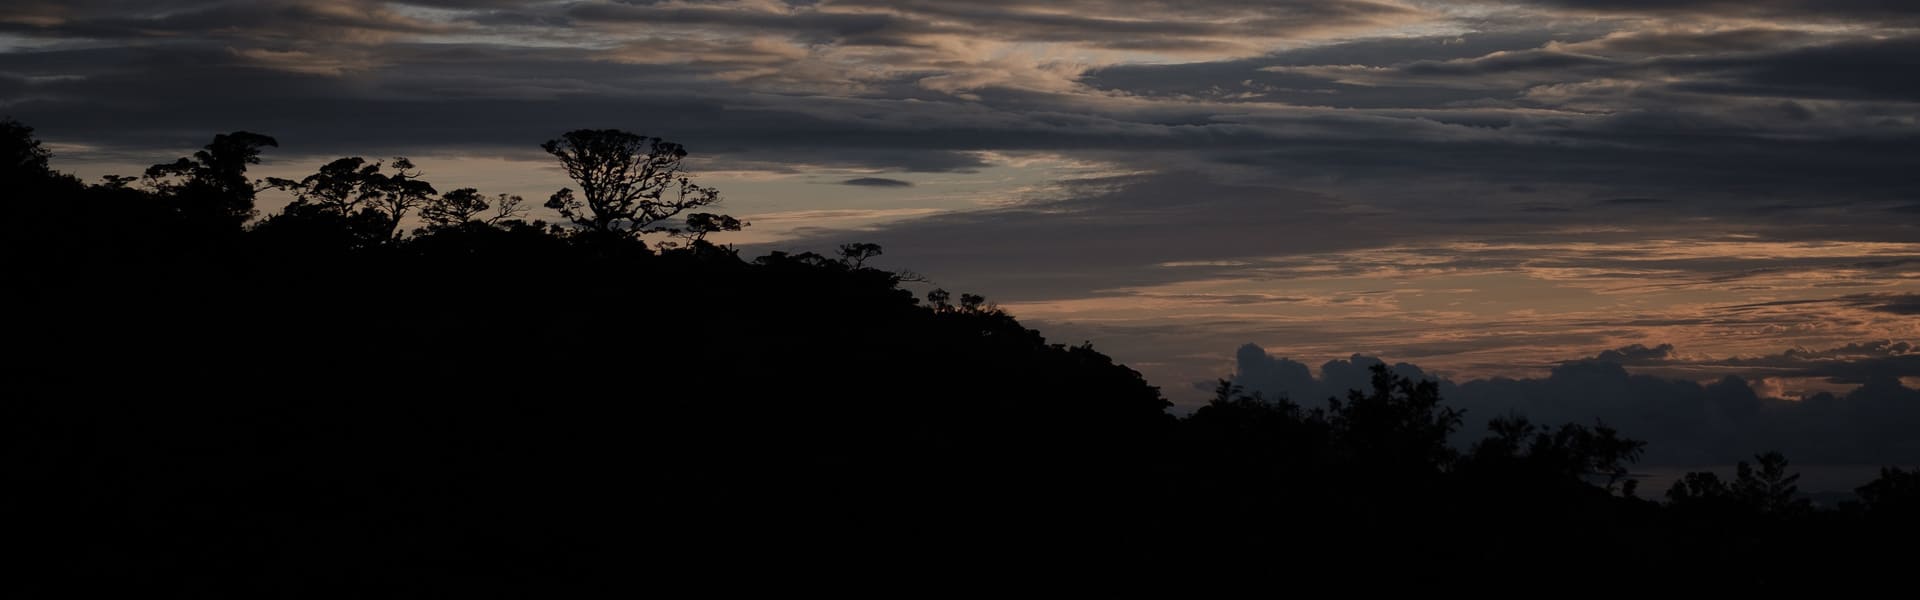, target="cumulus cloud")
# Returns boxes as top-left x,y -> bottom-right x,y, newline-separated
1590,343 -> 1675,364
1231,342 -> 1920,464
